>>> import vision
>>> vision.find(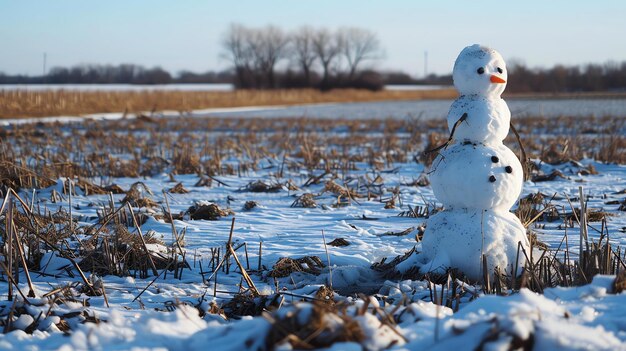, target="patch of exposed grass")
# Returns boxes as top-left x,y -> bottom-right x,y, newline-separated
0,88 -> 457,119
